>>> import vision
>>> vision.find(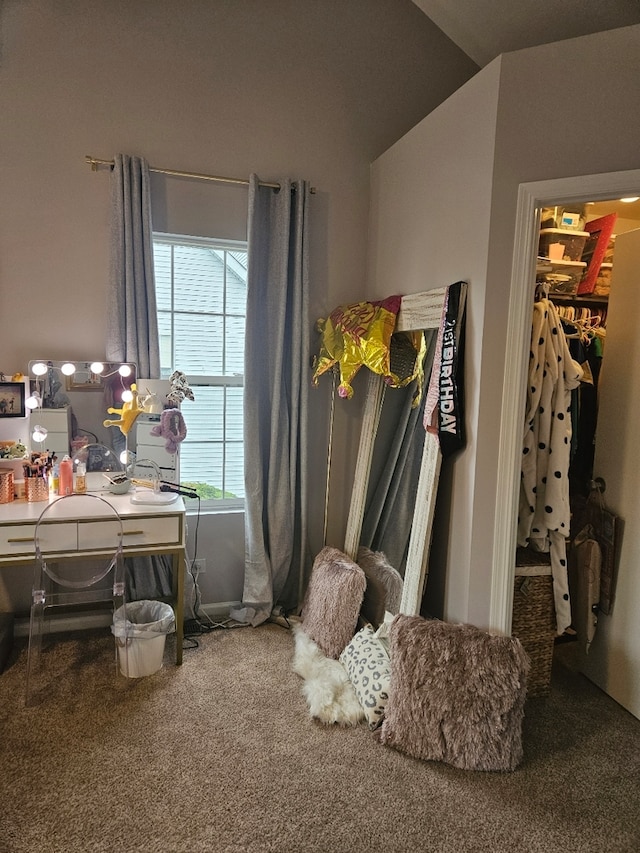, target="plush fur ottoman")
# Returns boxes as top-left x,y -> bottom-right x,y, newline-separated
379,615 -> 529,771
